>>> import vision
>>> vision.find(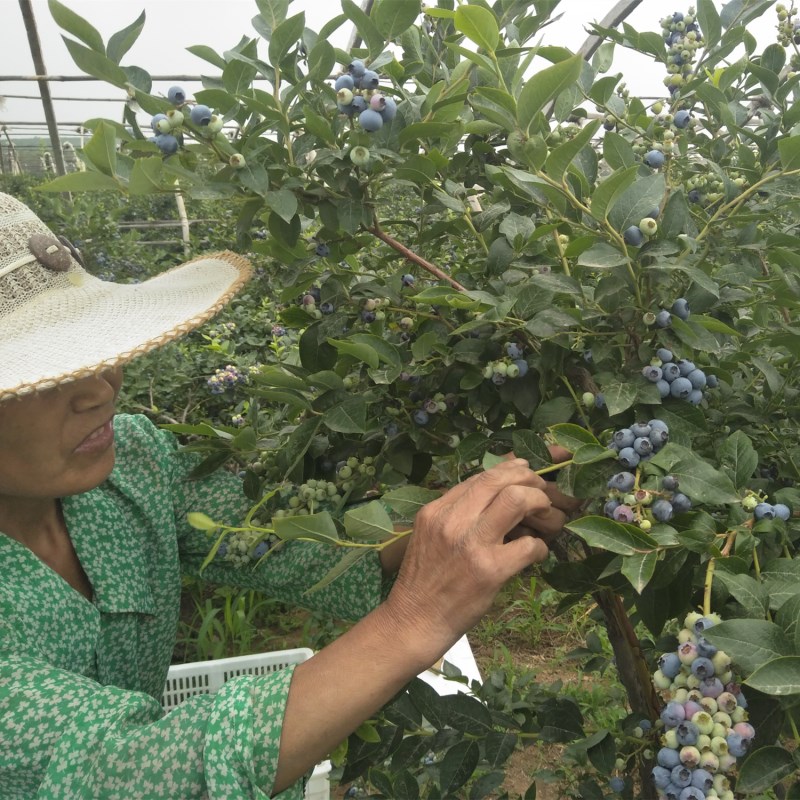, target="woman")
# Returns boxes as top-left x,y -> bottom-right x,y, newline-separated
0,192 -> 571,799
